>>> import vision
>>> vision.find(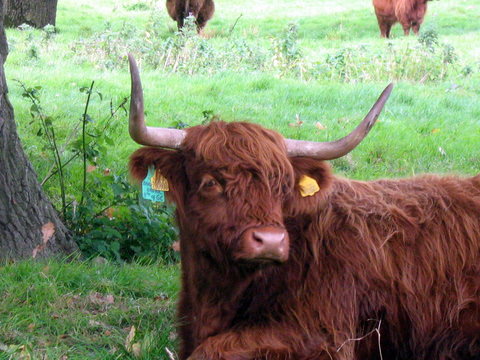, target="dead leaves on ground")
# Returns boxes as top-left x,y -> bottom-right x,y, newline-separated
88,292 -> 115,306
32,222 -> 55,258
125,325 -> 142,358
288,115 -> 327,132
3,289 -> 175,359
